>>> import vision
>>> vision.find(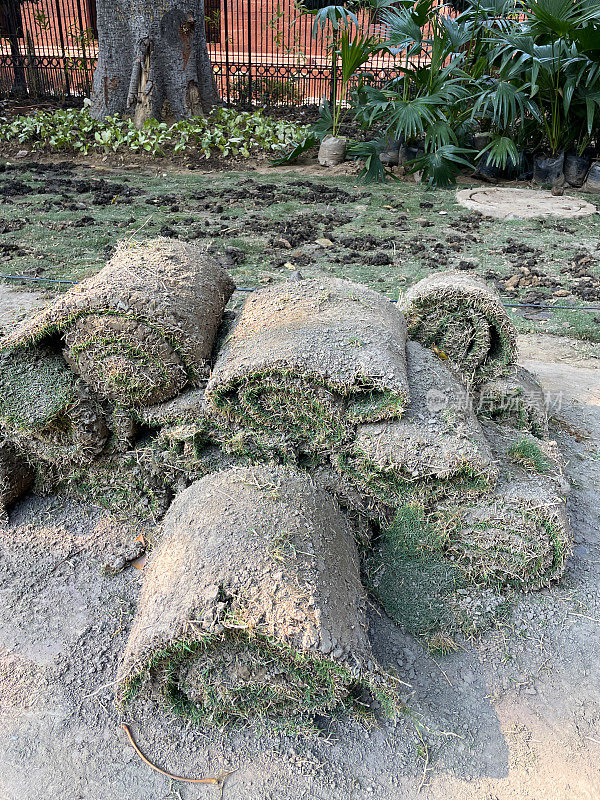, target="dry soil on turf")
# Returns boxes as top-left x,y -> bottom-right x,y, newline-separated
0,284 -> 599,800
